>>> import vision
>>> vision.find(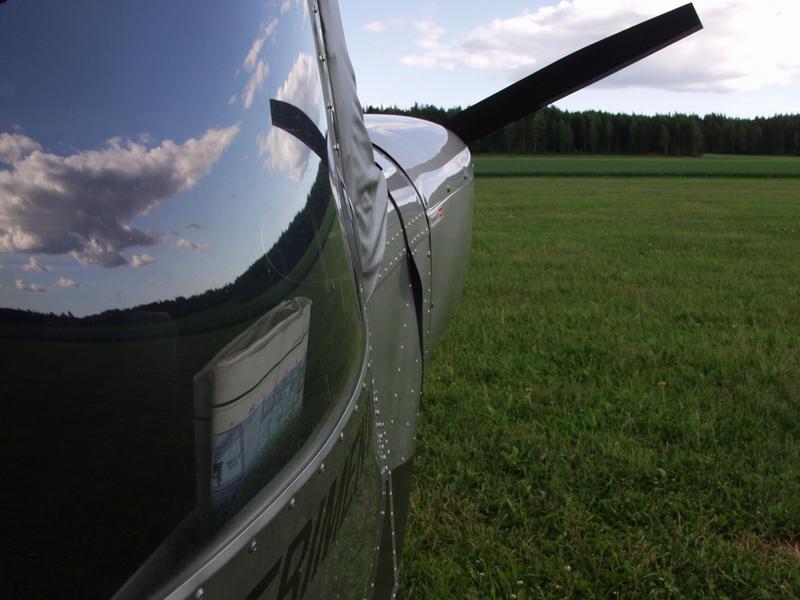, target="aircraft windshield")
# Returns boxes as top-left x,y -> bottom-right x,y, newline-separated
0,1 -> 365,597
